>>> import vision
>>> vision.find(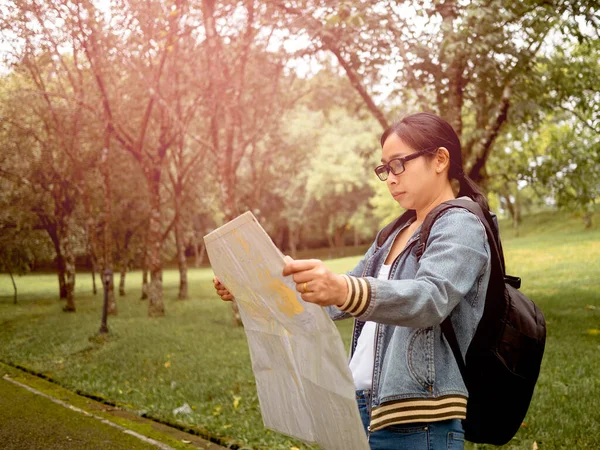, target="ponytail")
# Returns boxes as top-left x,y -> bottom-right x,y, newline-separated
457,173 -> 490,212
